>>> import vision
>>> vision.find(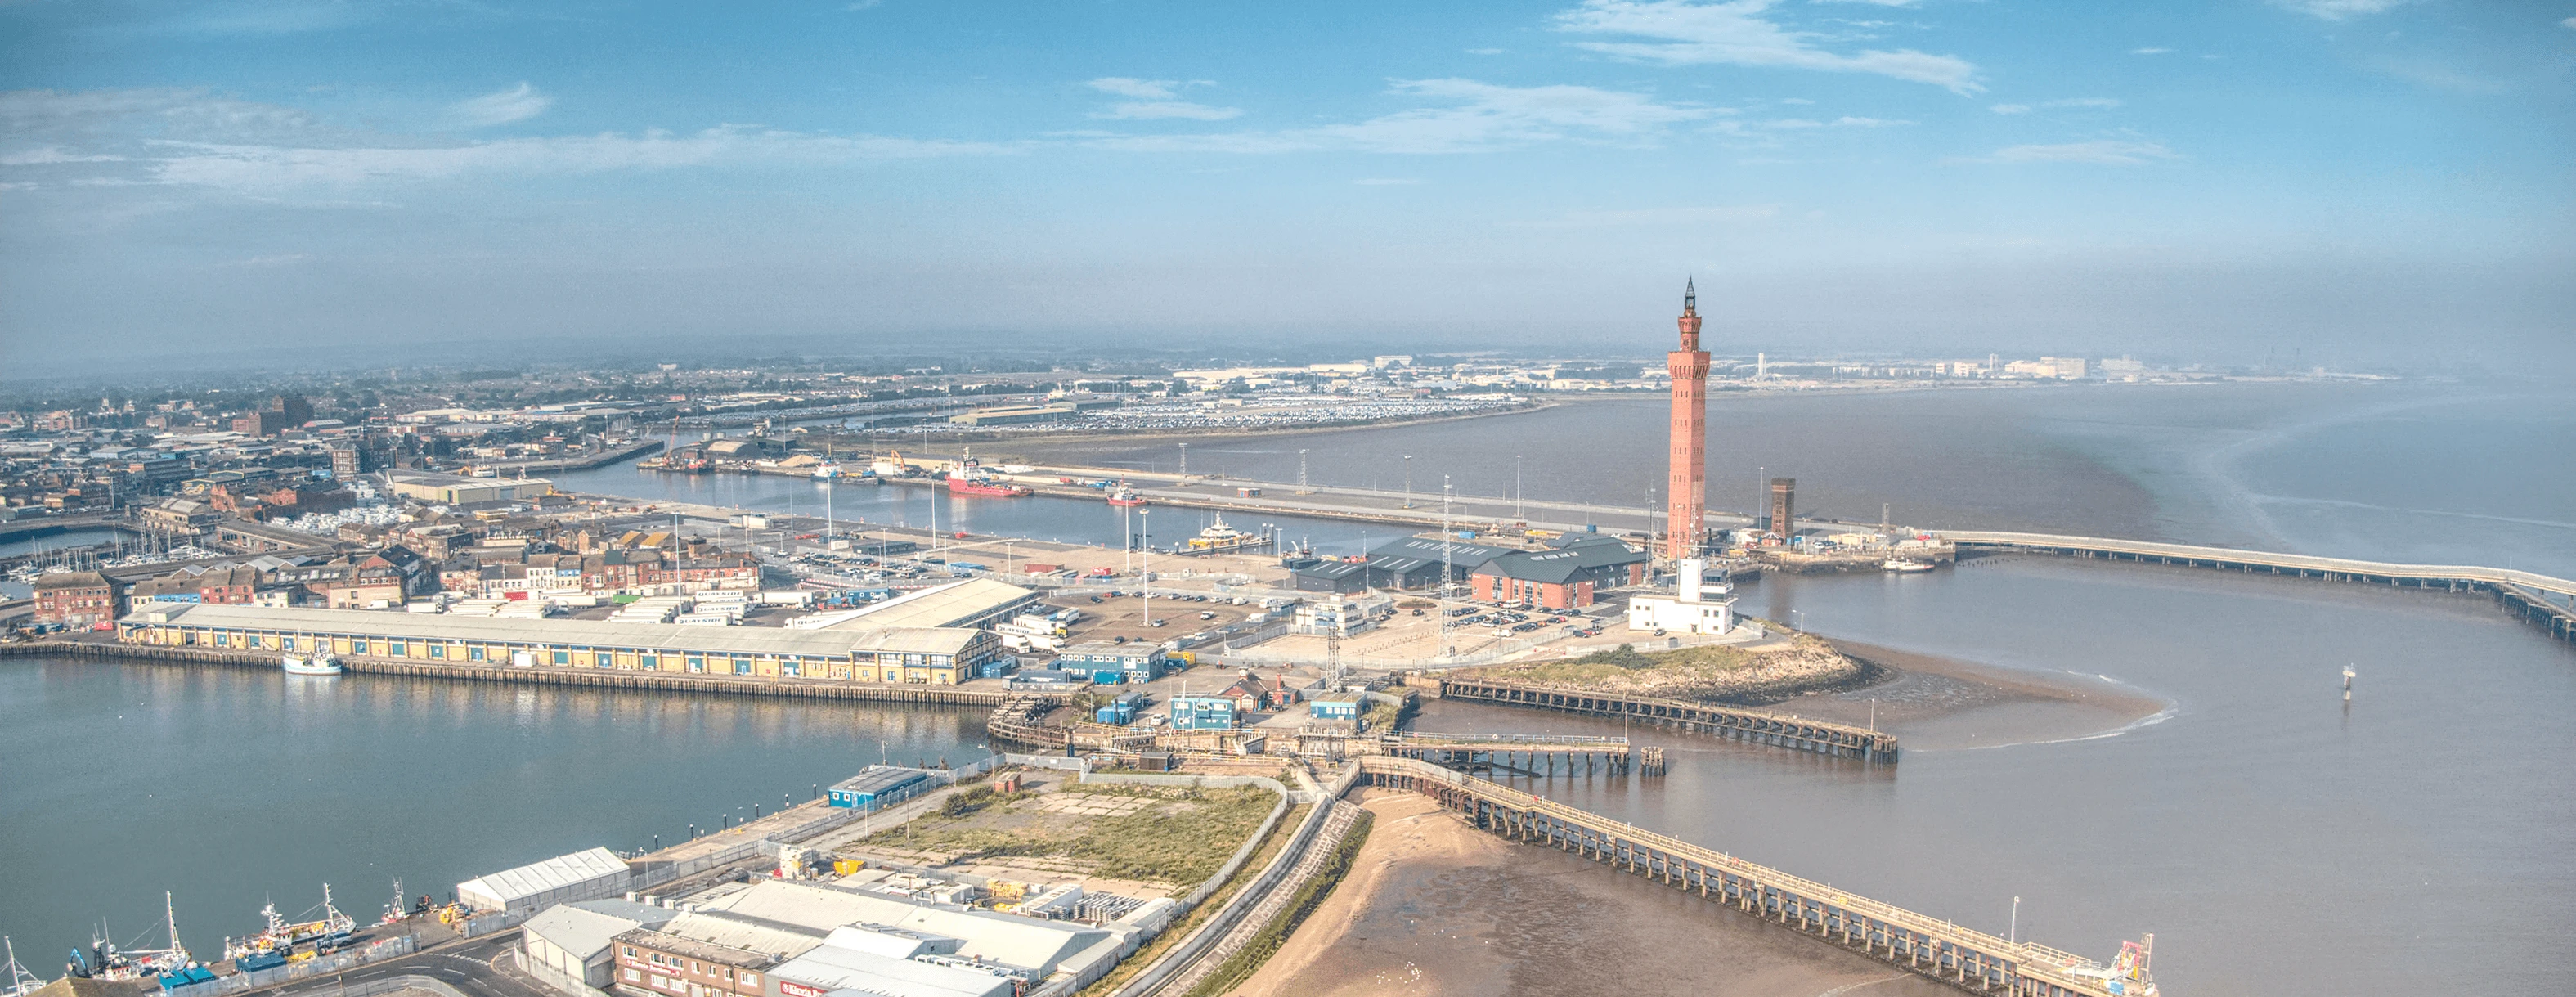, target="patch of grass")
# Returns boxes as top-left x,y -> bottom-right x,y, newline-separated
866,784 -> 1278,884
1472,641 -> 1752,686
1180,809 -> 1376,997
